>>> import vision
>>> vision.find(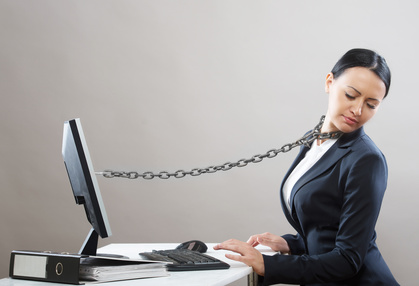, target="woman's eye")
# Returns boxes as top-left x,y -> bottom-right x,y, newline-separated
367,103 -> 377,109
345,93 -> 355,99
